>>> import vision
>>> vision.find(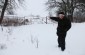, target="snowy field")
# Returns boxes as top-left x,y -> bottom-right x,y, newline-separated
0,23 -> 85,55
